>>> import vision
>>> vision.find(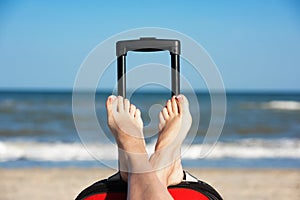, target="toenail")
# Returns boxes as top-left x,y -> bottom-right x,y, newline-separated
176,95 -> 183,100
109,96 -> 116,102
